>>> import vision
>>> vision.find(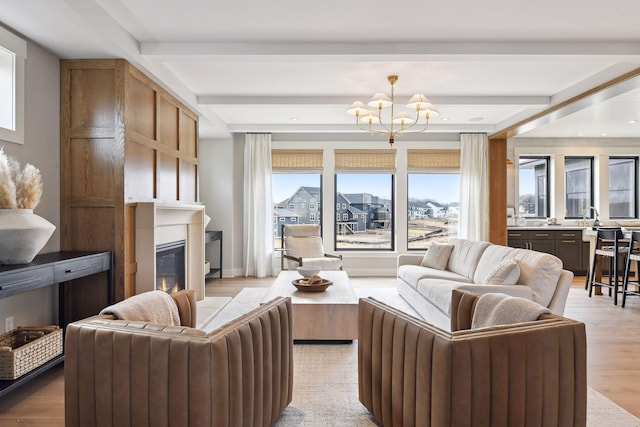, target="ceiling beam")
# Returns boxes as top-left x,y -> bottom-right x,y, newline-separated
227,123 -> 495,133
198,95 -> 550,107
141,41 -> 640,62
491,67 -> 640,139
